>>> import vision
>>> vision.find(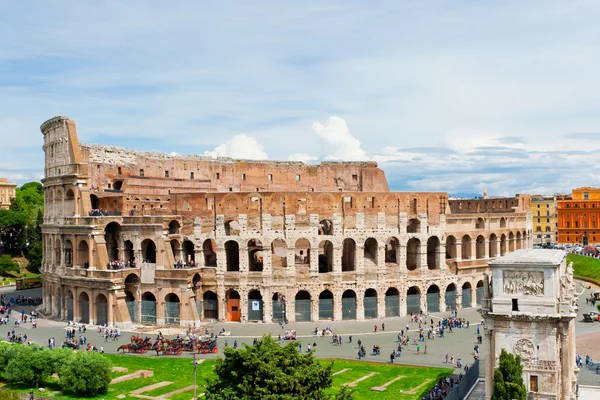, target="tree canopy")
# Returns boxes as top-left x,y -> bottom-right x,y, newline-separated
205,335 -> 343,400
492,349 -> 527,400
